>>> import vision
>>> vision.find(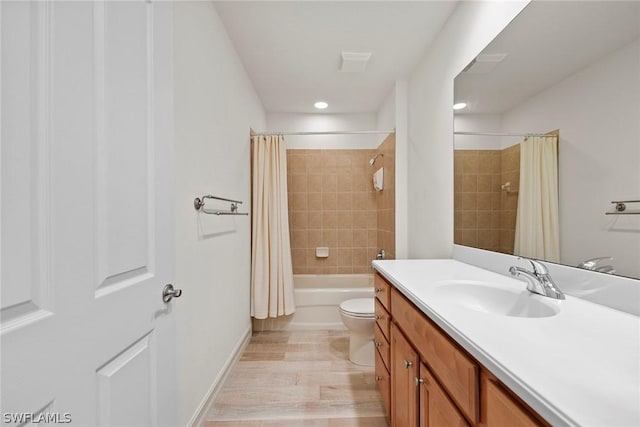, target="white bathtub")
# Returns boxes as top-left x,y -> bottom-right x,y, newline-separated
252,274 -> 374,331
